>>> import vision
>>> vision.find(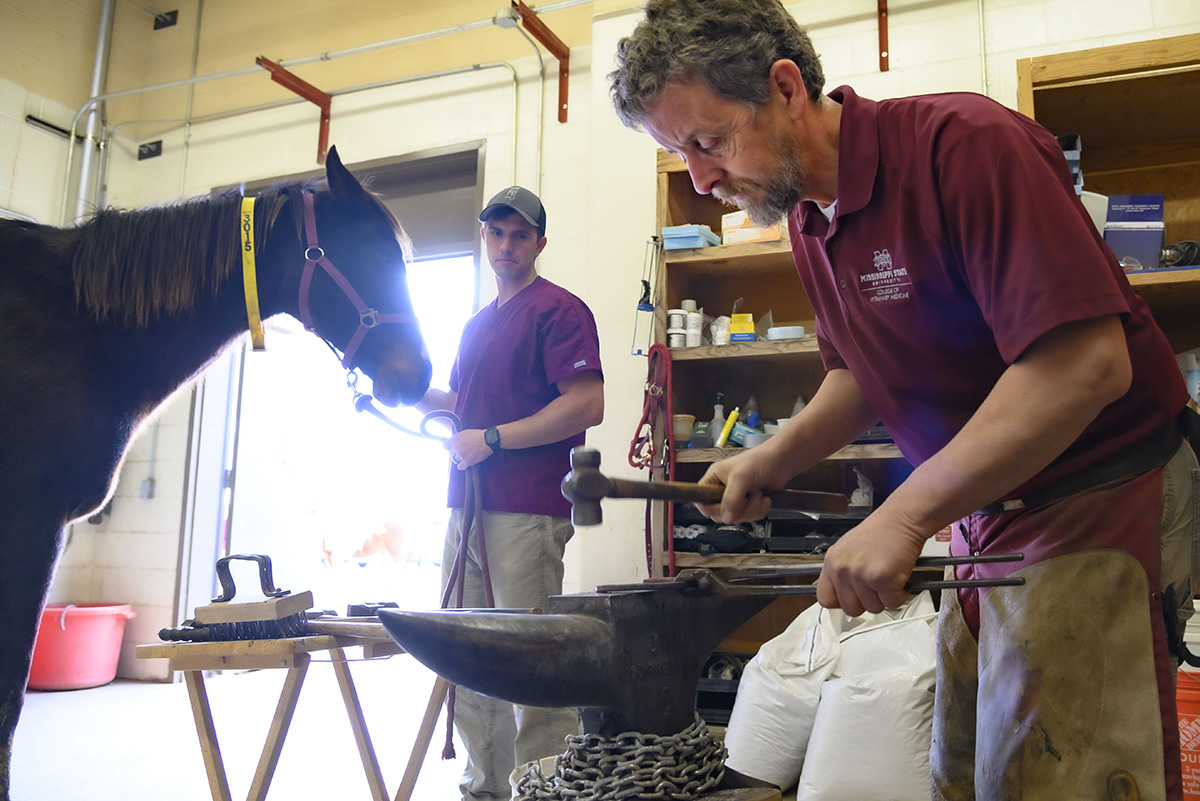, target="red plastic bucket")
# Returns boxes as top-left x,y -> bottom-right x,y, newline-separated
28,603 -> 137,691
1179,670 -> 1200,800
